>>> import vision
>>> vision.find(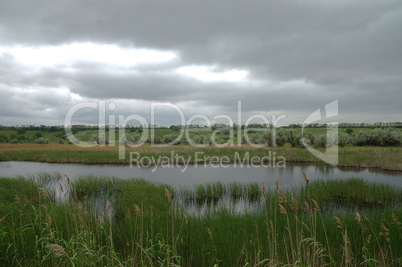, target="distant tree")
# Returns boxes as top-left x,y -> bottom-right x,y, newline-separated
345,128 -> 354,135
0,134 -> 7,143
34,132 -> 42,139
170,125 -> 179,131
